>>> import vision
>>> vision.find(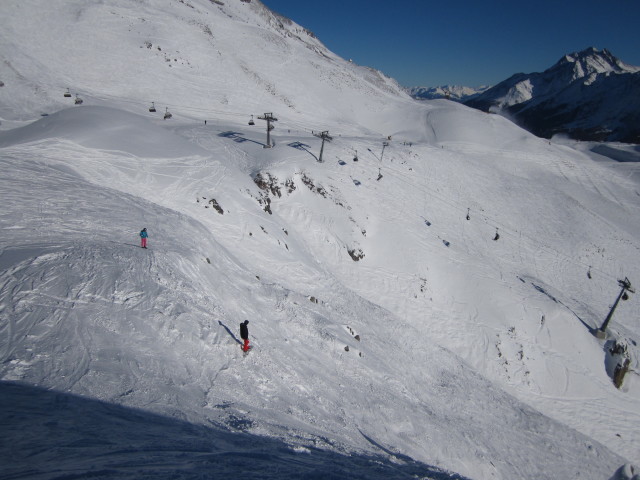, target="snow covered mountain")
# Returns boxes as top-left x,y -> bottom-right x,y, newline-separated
408,85 -> 490,102
1,2 -> 640,480
464,47 -> 640,142
0,0 -> 409,136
